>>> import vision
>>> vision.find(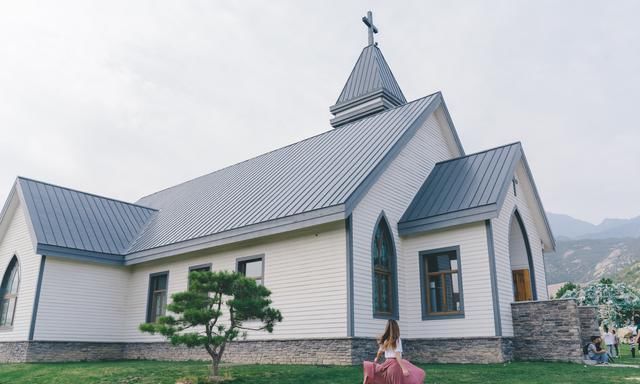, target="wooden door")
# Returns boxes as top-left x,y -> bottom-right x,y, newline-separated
512,269 -> 532,301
